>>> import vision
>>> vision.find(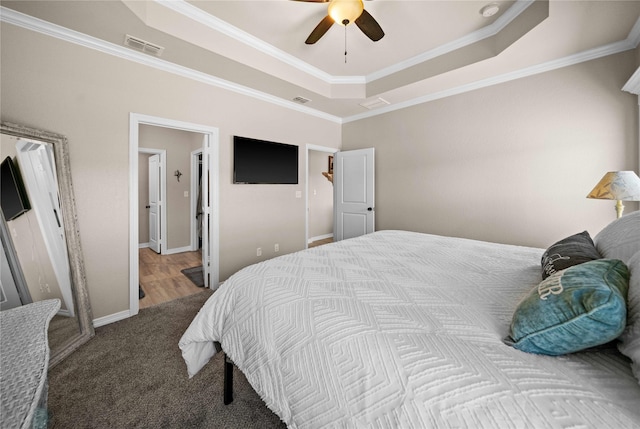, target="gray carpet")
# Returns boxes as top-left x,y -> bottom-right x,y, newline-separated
47,290 -> 286,428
